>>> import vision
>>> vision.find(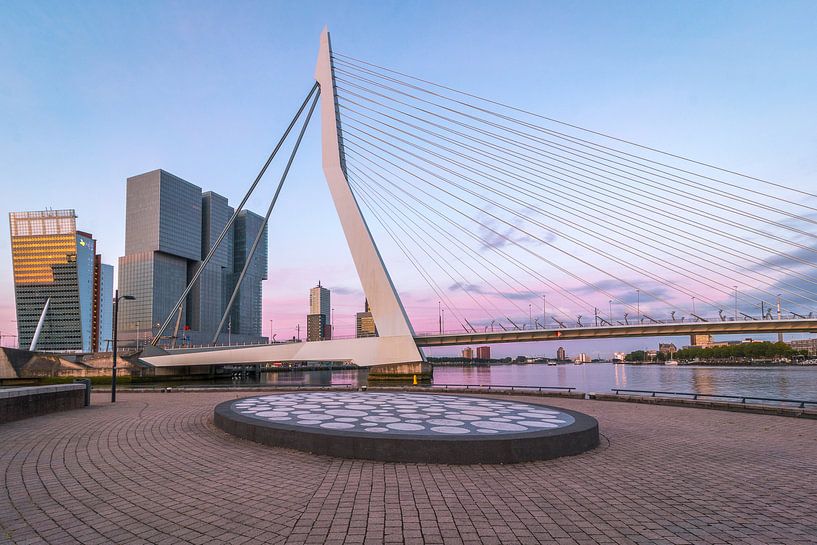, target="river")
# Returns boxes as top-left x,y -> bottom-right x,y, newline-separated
150,362 -> 817,401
